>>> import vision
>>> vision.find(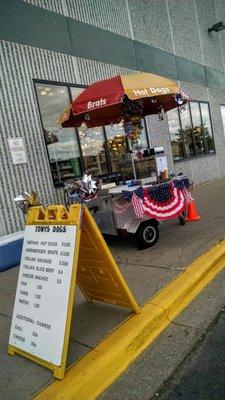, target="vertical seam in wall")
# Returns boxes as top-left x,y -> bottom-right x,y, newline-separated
218,34 -> 225,72
62,0 -> 69,17
66,14 -> 81,83
165,0 -> 176,54
125,0 -> 135,40
194,0 -> 205,65
213,0 -> 225,72
190,160 -> 194,183
72,57 -> 81,84
216,155 -> 221,178
206,85 -> 221,179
